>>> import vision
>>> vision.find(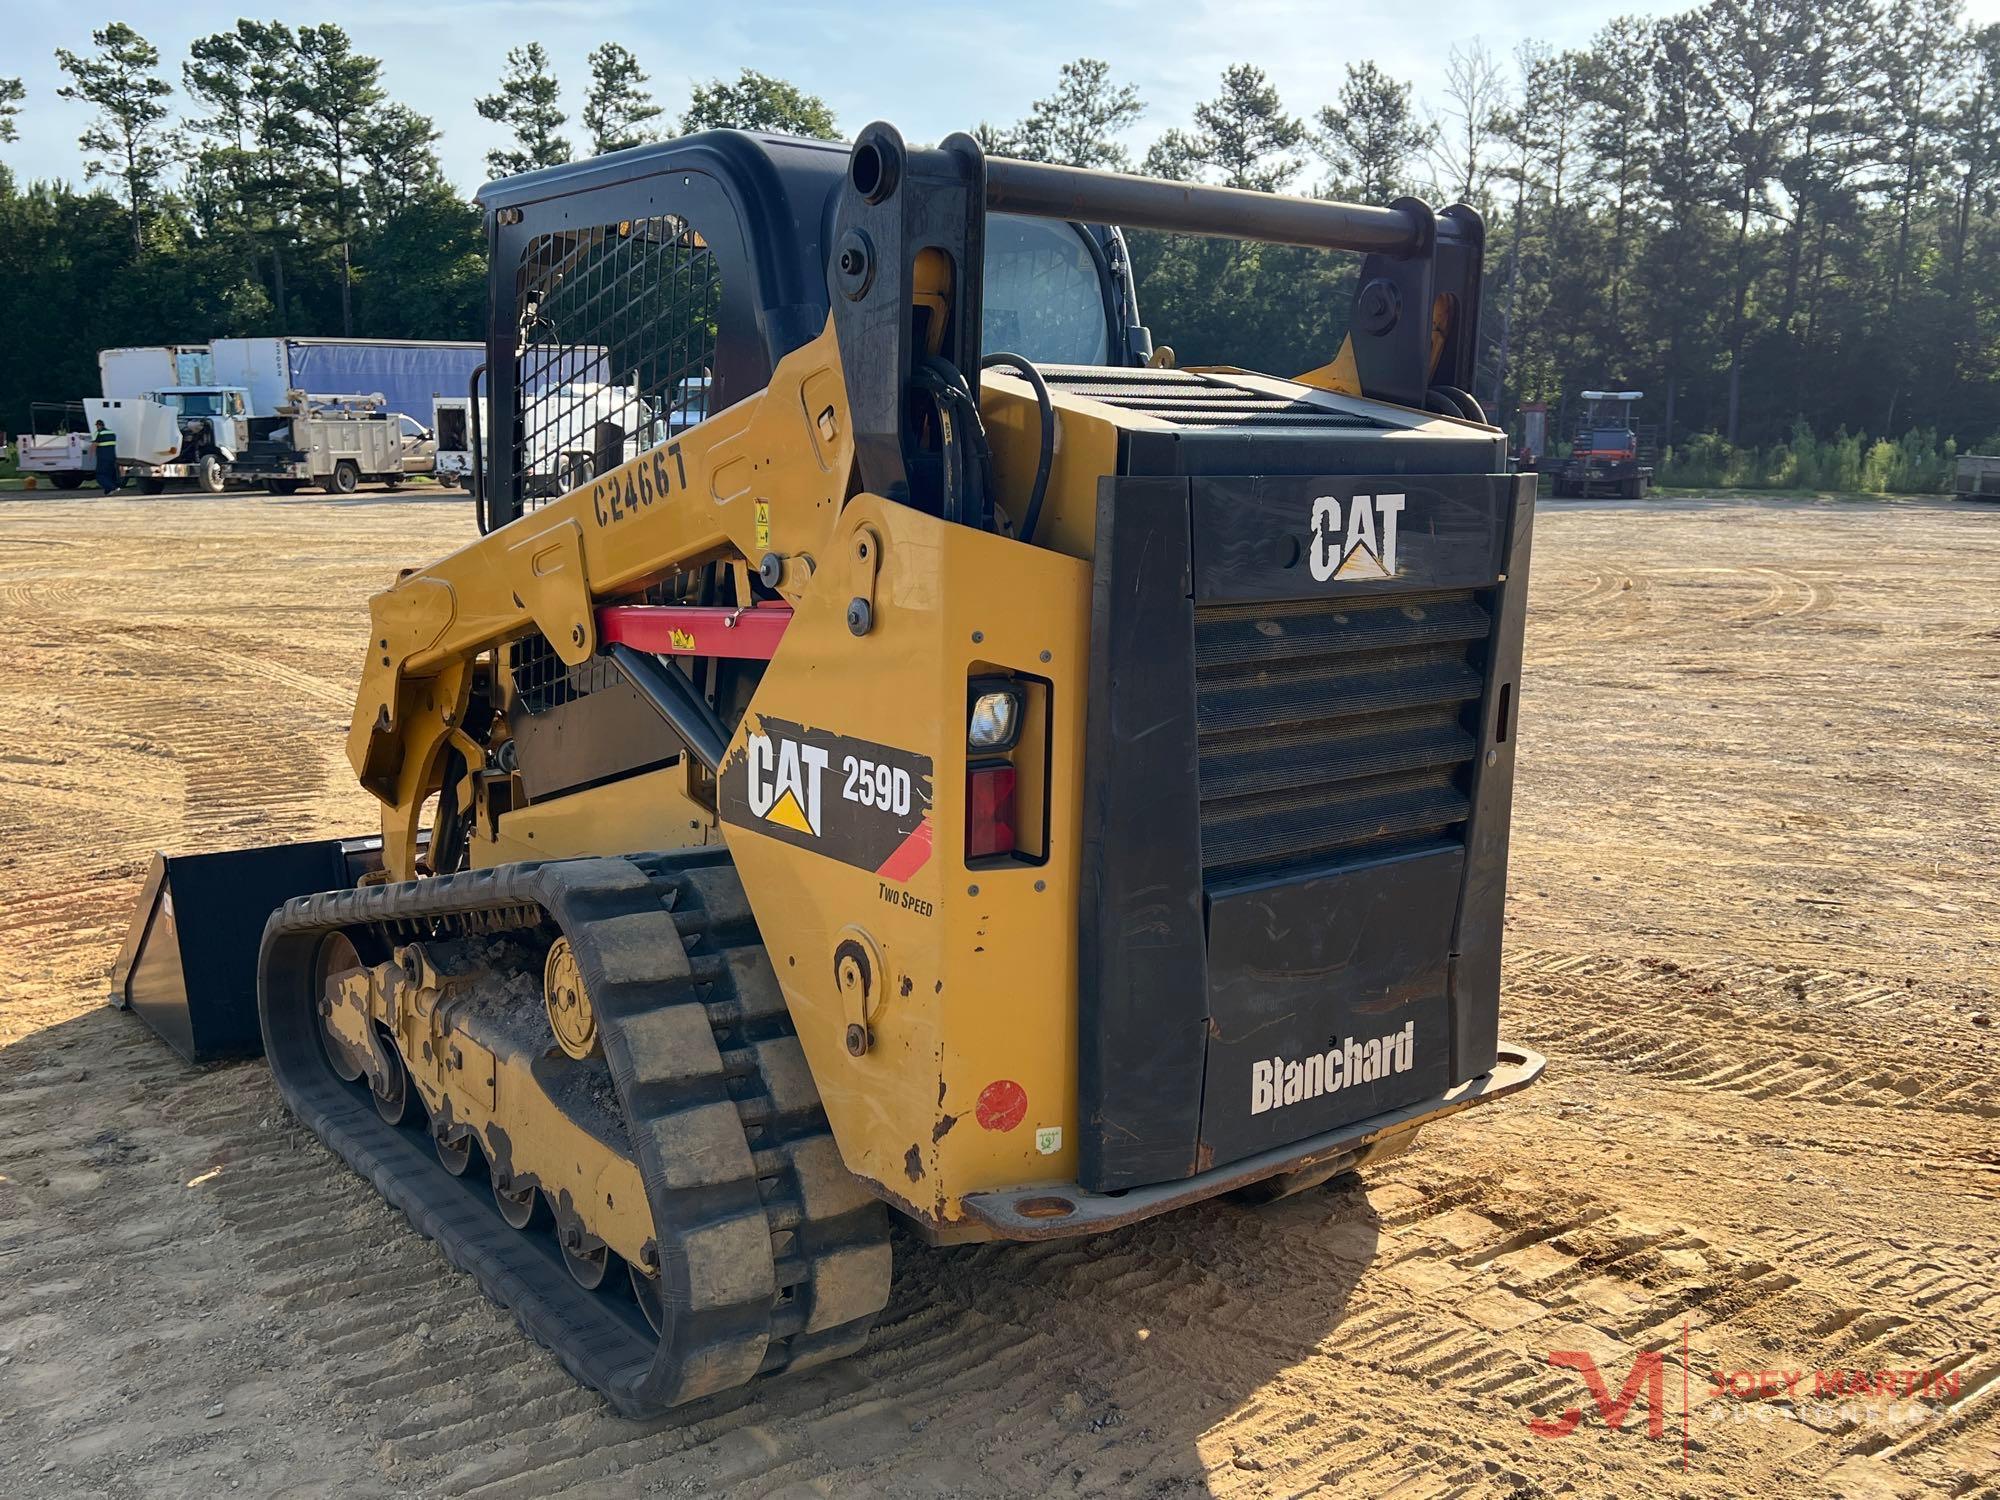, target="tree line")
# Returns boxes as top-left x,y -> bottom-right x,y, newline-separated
0,22 -> 835,438
3,7 -> 1997,477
